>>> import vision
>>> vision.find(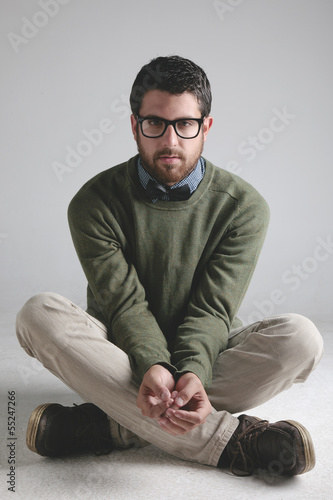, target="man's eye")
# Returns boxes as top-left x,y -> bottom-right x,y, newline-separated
178,120 -> 193,128
178,120 -> 193,127
148,119 -> 163,126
